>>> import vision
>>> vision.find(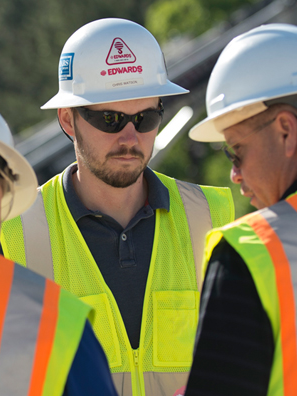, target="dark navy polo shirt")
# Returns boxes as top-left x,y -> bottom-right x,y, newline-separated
63,164 -> 169,349
64,320 -> 119,396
